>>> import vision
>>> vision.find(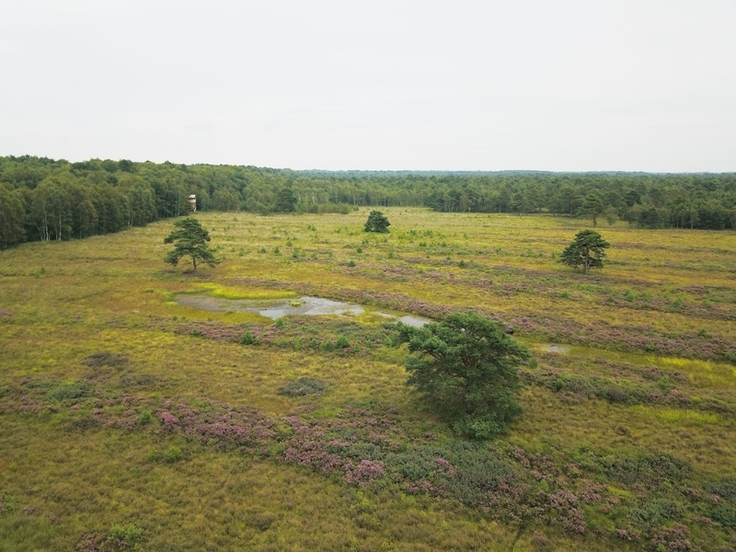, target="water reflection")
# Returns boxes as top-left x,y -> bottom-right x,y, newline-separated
174,293 -> 431,326
537,344 -> 570,353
